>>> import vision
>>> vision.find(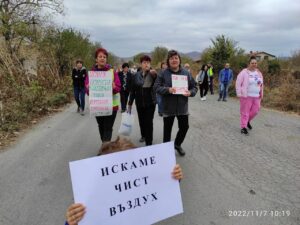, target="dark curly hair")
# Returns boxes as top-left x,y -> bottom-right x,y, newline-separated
167,50 -> 181,67
140,55 -> 151,63
122,63 -> 129,69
